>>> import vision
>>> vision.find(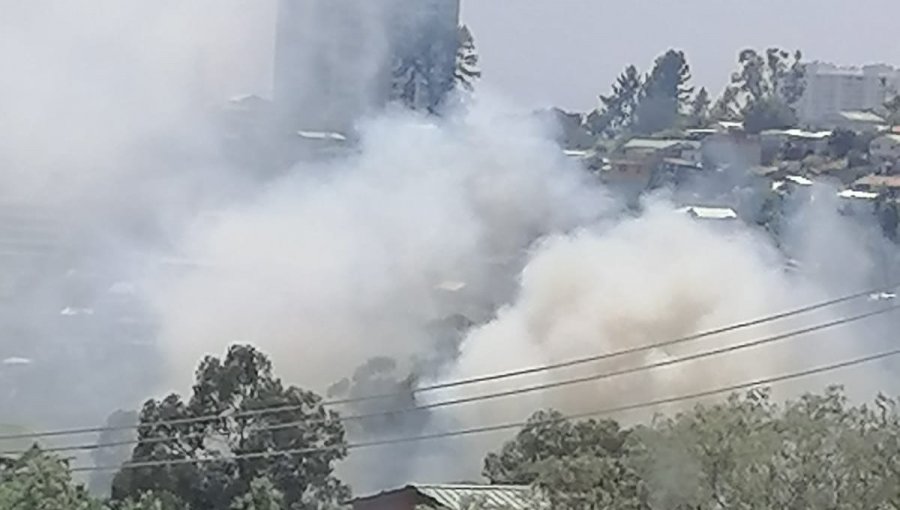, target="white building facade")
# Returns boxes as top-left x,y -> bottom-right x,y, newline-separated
798,63 -> 900,126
